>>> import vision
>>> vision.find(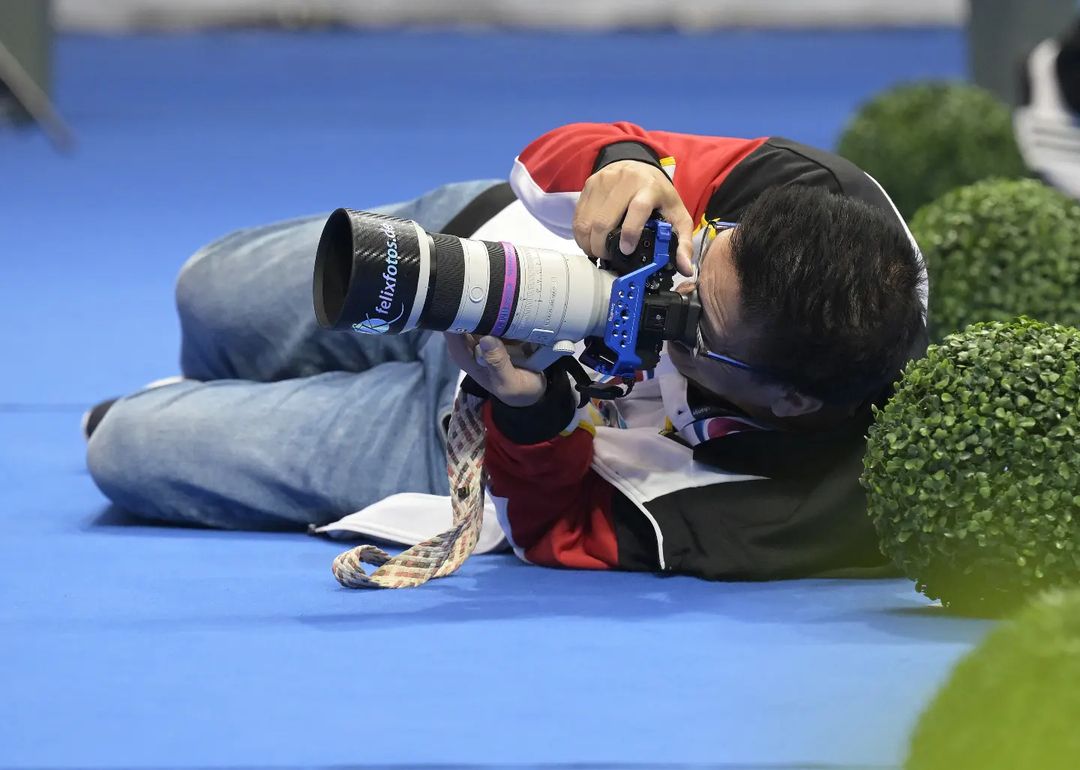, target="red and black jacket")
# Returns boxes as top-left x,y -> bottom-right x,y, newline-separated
444,122 -> 927,581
